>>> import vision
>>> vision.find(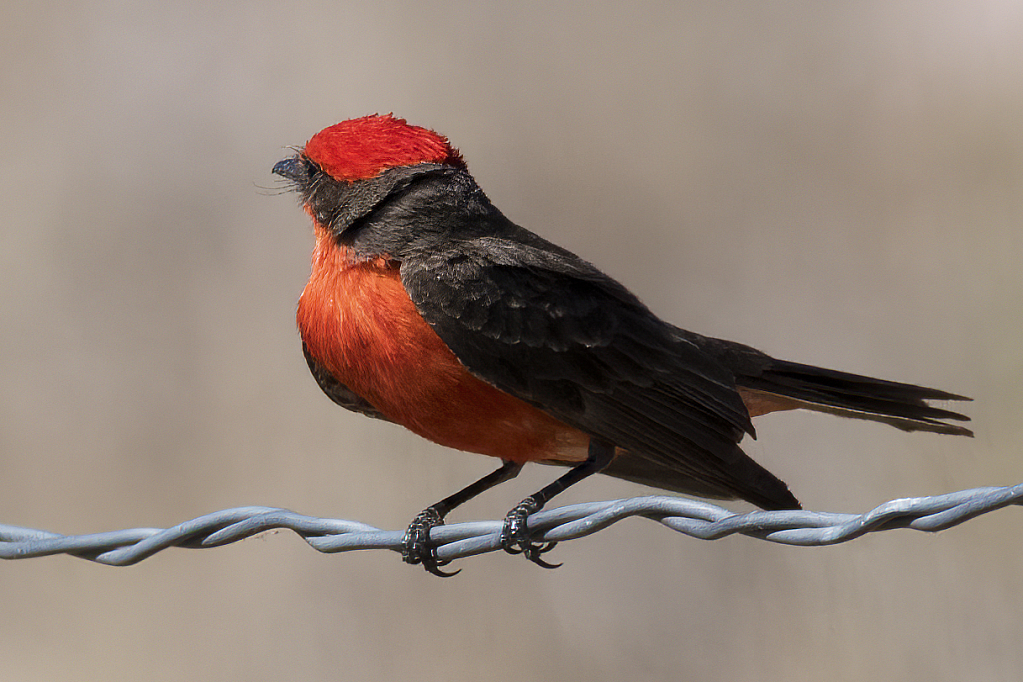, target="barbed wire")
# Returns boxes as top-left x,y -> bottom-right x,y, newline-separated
1,483 -> 1019,567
